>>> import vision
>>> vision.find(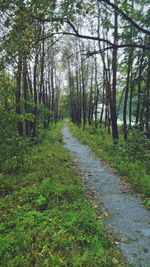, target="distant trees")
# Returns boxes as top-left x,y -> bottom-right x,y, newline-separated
58,0 -> 150,142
